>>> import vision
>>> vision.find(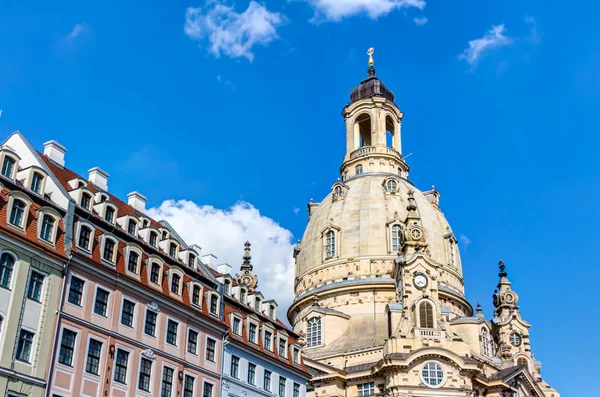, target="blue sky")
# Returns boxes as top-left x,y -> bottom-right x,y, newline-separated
1,0 -> 598,394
